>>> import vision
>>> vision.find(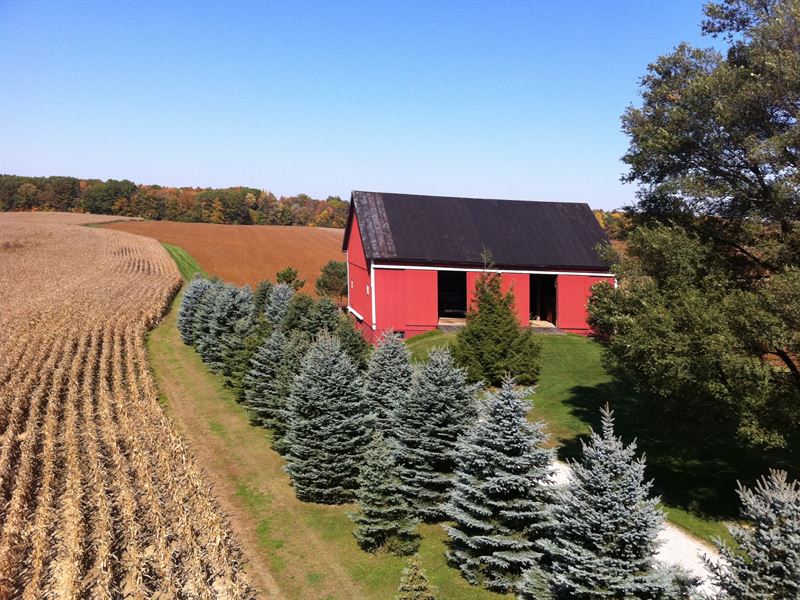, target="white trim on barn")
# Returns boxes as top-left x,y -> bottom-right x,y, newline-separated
370,262 -> 377,330
346,249 -> 351,308
347,305 -> 365,321
371,263 -> 615,278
